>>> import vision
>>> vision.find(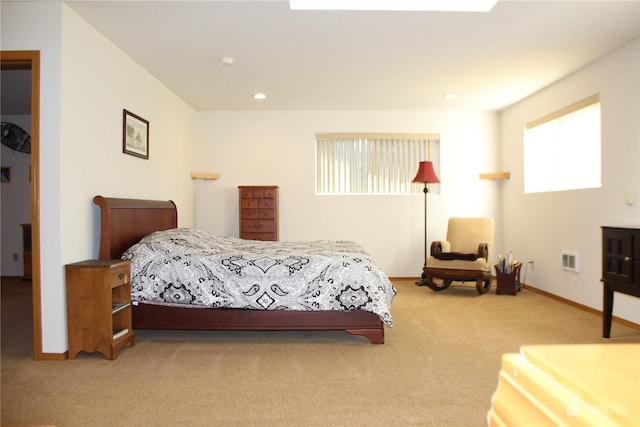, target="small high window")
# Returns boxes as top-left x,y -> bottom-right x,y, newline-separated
524,95 -> 601,194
